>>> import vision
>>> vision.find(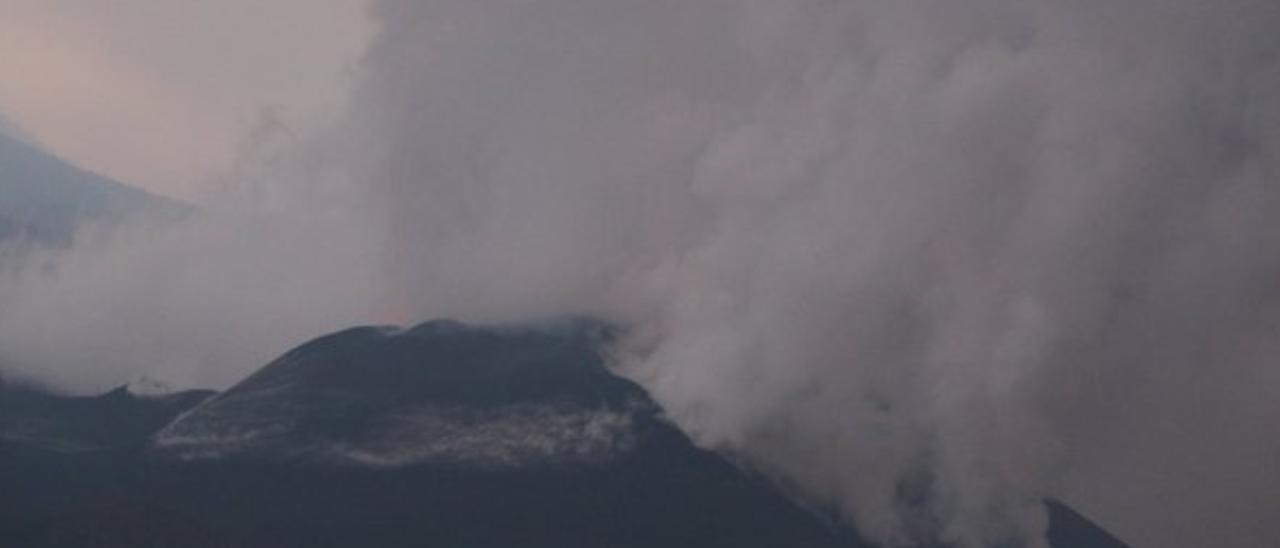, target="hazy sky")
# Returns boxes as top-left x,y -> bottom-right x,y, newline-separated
0,0 -> 373,200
